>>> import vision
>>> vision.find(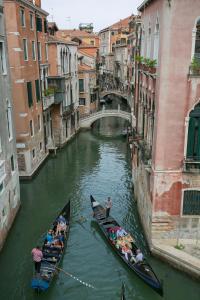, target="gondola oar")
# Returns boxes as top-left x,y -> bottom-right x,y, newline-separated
55,266 -> 96,289
43,261 -> 96,289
